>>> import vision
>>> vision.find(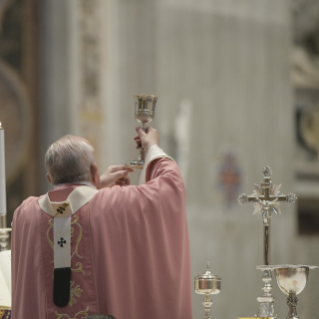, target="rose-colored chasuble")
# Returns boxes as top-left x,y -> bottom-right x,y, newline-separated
12,156 -> 193,319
